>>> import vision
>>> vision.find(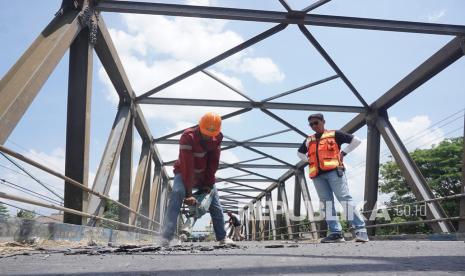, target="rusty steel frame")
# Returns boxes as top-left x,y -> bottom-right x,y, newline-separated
0,0 -> 463,237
